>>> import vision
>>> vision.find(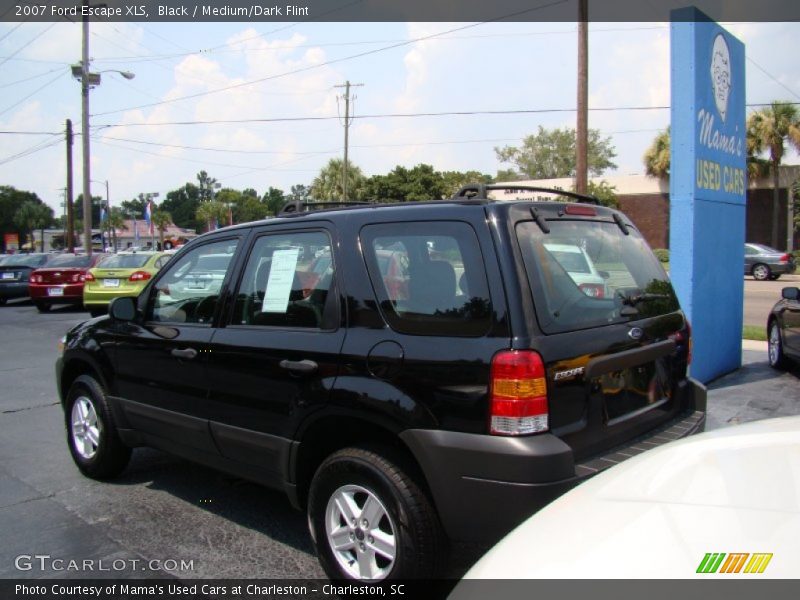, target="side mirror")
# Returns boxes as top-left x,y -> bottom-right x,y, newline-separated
109,296 -> 137,321
598,270 -> 610,280
782,287 -> 800,301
